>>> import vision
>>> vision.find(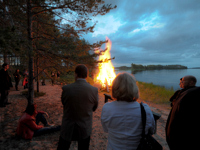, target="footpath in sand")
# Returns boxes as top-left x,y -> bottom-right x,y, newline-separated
0,82 -> 170,150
